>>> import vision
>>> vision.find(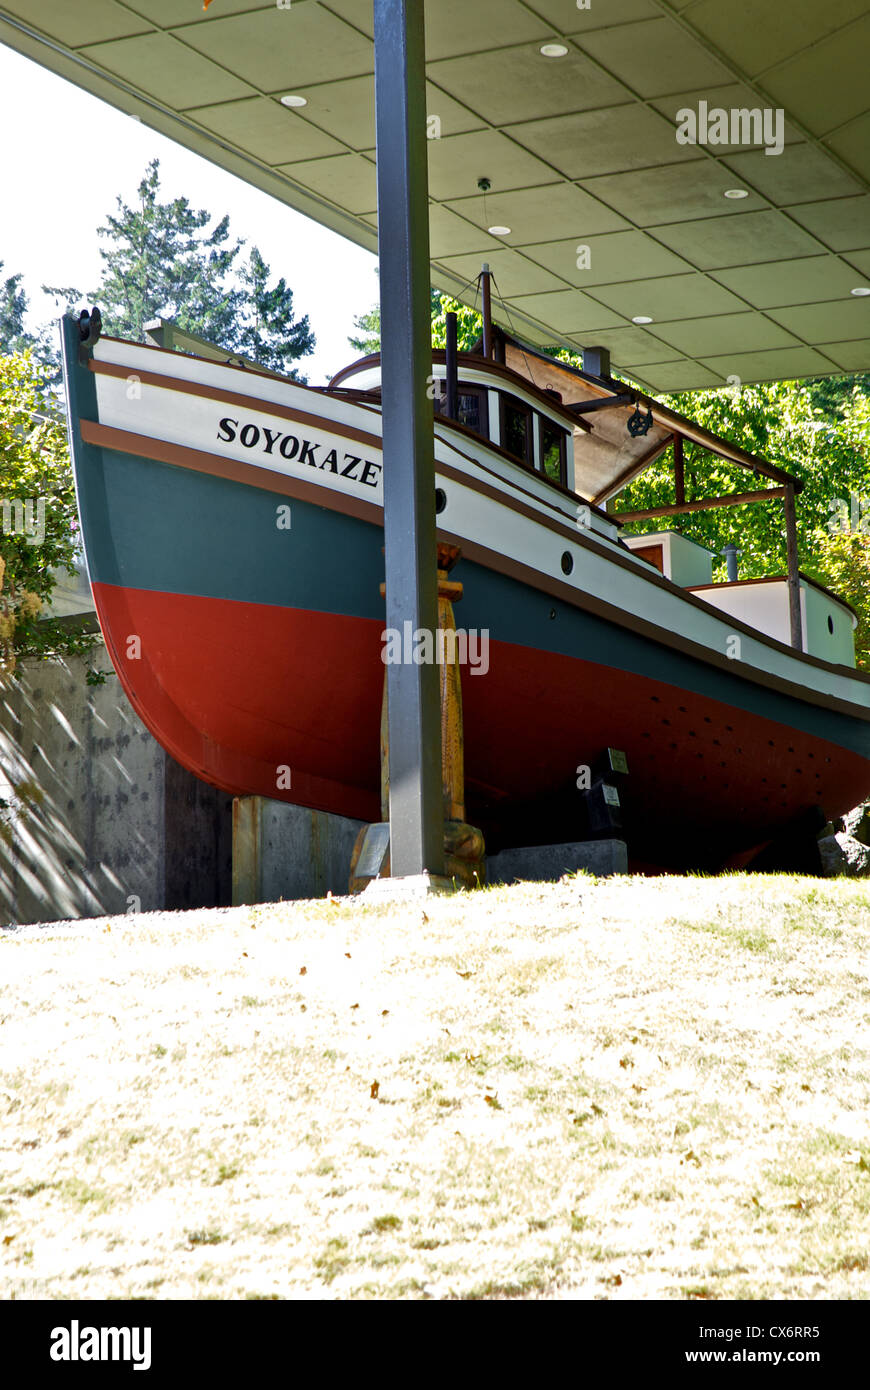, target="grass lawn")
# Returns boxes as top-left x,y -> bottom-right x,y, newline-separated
1,873 -> 869,1300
